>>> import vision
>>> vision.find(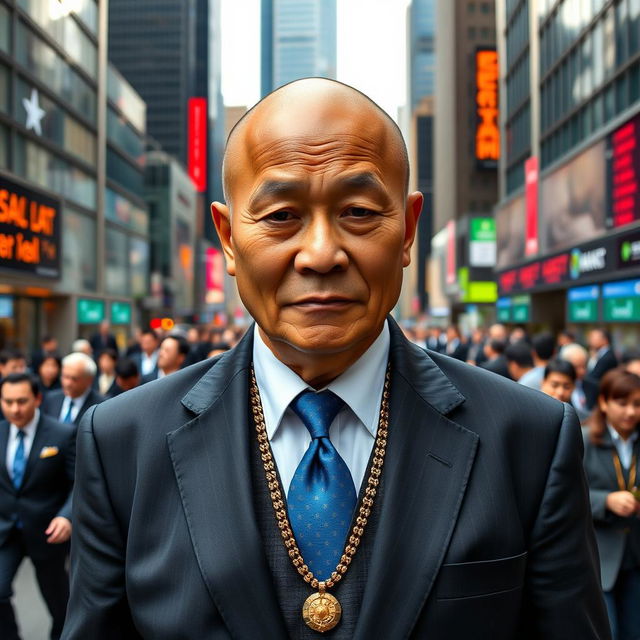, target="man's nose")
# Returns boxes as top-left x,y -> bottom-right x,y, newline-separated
294,216 -> 348,274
